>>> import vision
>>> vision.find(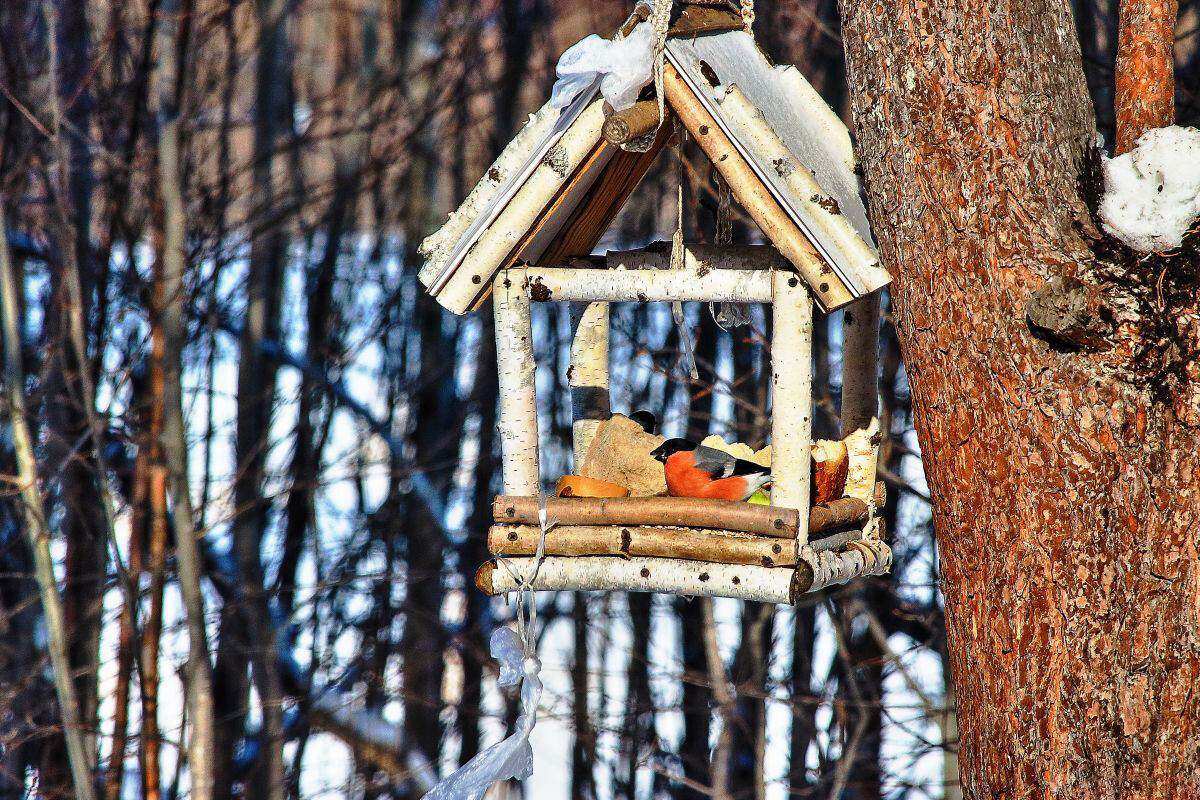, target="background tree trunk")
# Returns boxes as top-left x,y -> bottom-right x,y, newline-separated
839,0 -> 1200,797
